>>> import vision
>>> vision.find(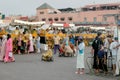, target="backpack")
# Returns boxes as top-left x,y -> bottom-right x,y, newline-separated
92,38 -> 101,50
